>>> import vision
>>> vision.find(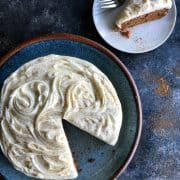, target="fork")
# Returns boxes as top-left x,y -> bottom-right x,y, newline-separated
99,0 -> 125,9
